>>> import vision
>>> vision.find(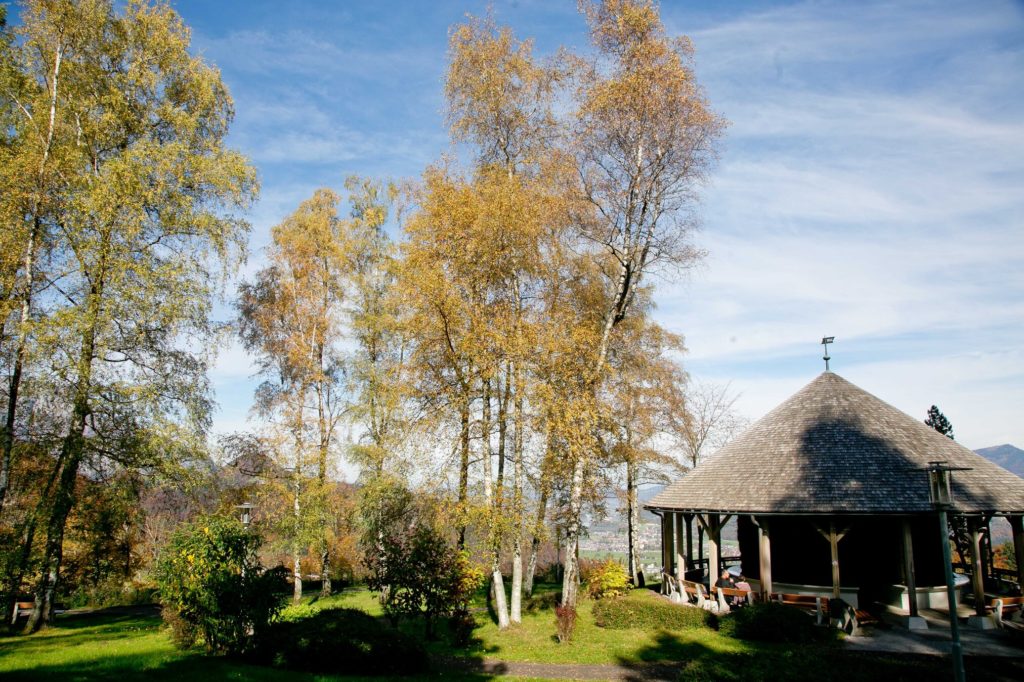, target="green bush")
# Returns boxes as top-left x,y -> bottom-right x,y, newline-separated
592,589 -> 716,630
68,578 -> 158,608
362,482 -> 483,637
585,559 -> 631,600
252,607 -> 429,676
718,601 -> 840,643
523,590 -> 560,613
155,514 -> 282,654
